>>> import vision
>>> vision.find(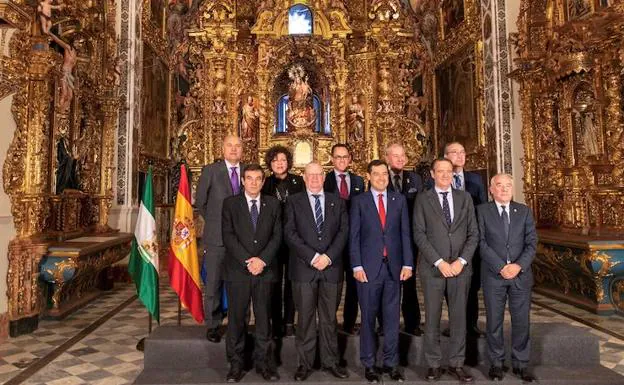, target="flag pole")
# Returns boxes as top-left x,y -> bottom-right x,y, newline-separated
177,298 -> 182,326
136,313 -> 152,352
